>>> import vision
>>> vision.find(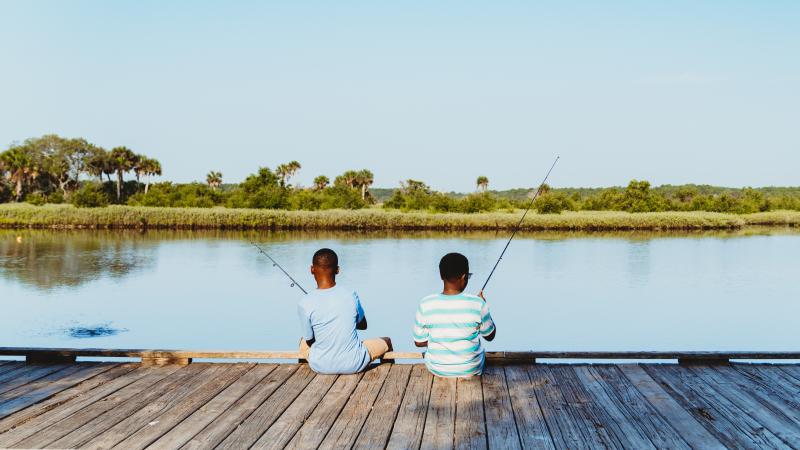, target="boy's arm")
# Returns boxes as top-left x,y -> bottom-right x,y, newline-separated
413,304 -> 429,347
298,304 -> 315,345
478,292 -> 497,342
355,292 -> 367,330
